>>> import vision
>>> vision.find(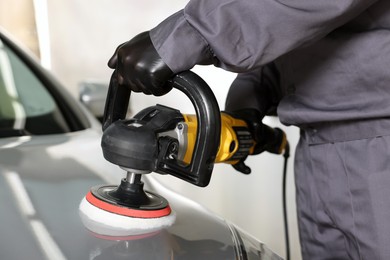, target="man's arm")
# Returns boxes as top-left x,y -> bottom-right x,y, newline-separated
223,64 -> 285,174
225,64 -> 281,116
151,0 -> 378,73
